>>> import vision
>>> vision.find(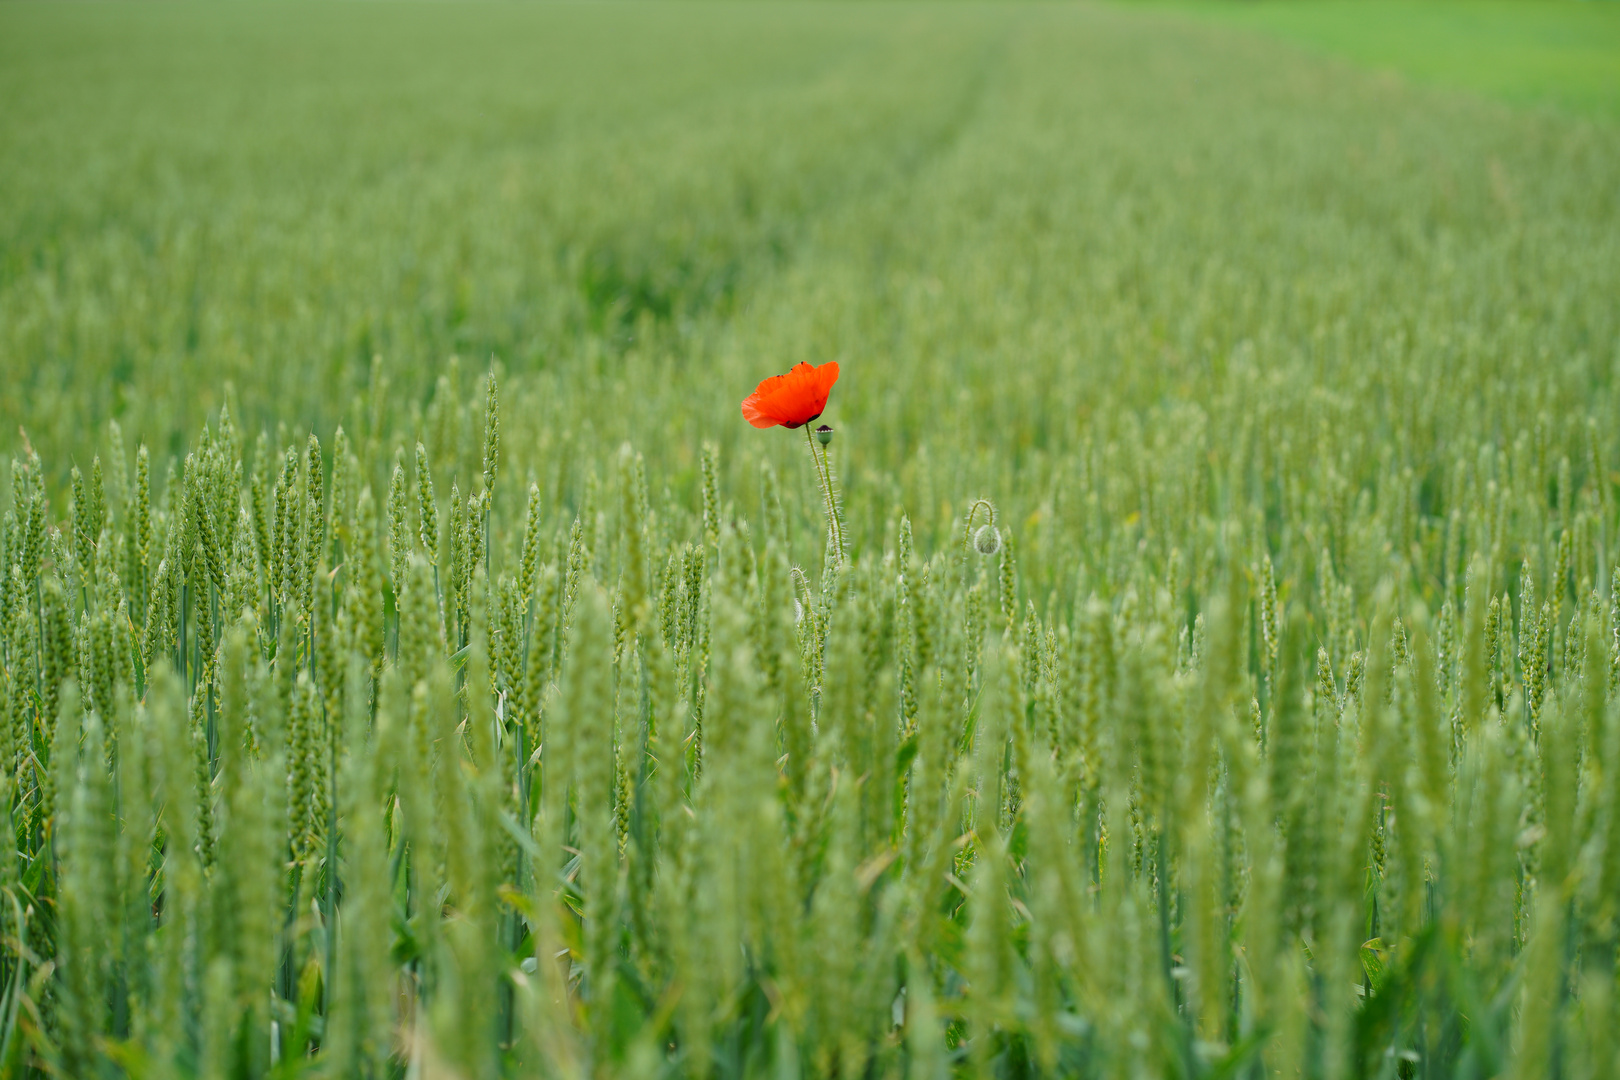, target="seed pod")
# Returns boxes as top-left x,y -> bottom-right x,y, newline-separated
448,481 -> 466,641
276,448 -> 301,604
415,441 -> 439,568
350,485 -> 385,677
482,369 -> 500,496
701,442 -> 720,547
386,459 -> 409,596
519,482 -> 543,609
330,428 -> 351,558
